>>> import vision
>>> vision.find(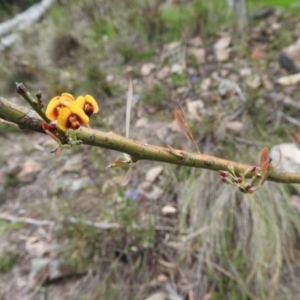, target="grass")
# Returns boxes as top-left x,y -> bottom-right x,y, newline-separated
142,82 -> 168,106
0,249 -> 18,273
178,168 -> 300,300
